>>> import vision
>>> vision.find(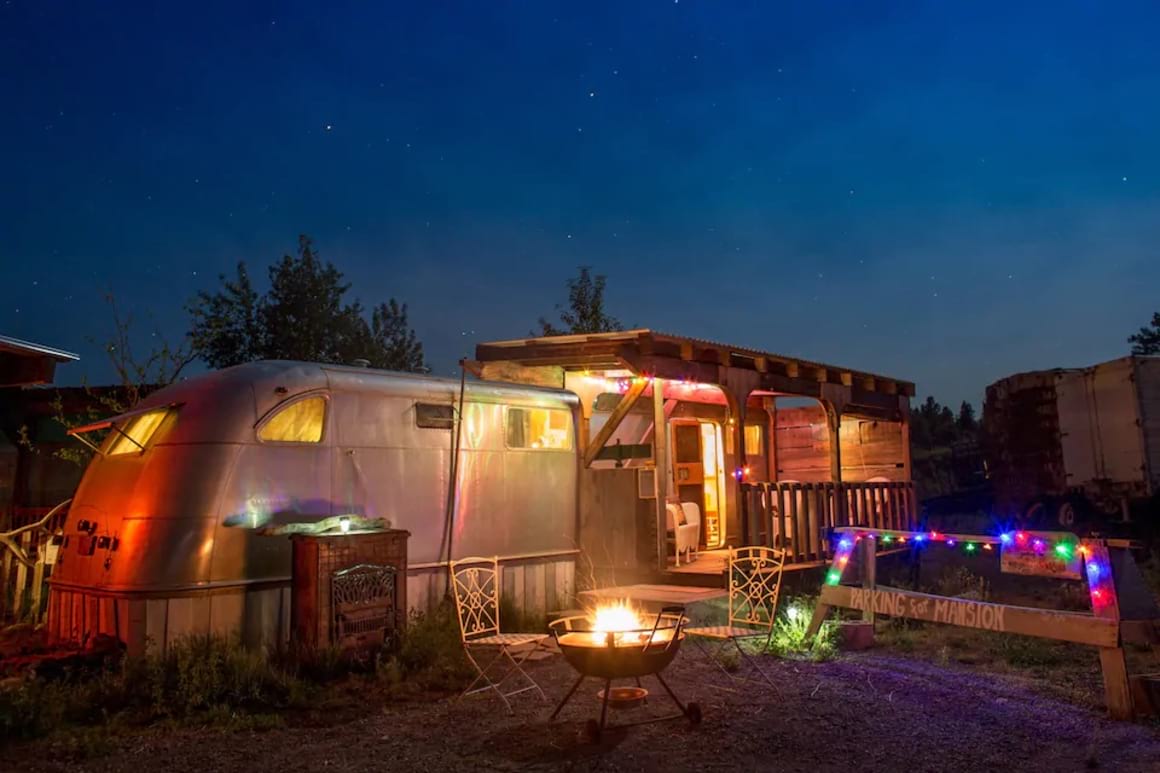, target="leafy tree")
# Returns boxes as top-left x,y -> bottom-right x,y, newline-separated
187,235 -> 426,371
537,266 -> 623,336
366,300 -> 425,372
956,400 -> 977,434
187,262 -> 263,369
1128,311 -> 1160,355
